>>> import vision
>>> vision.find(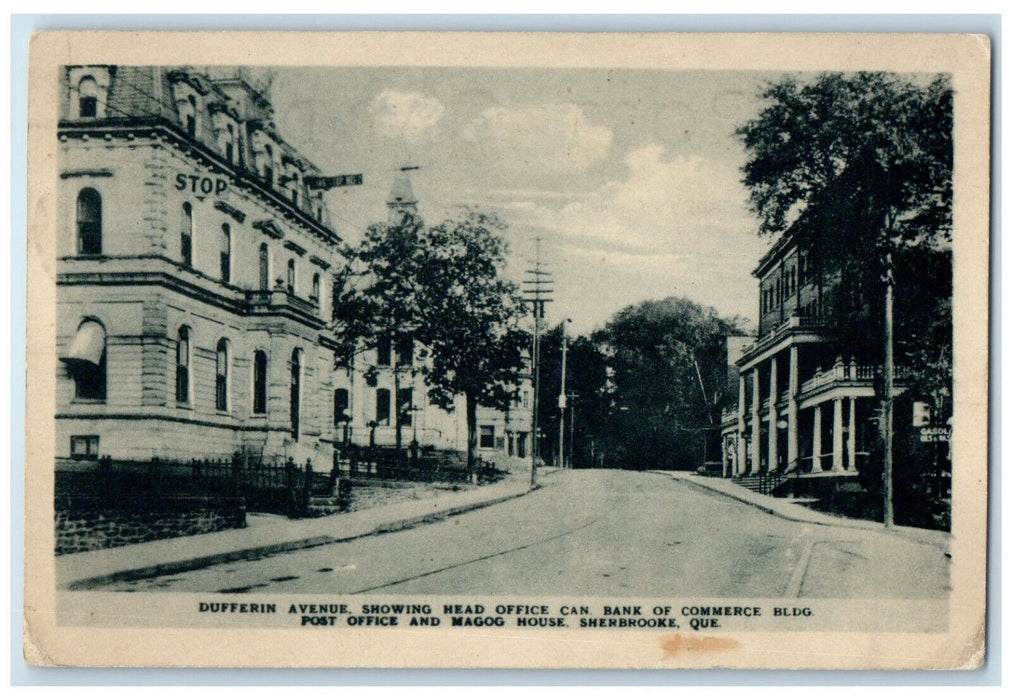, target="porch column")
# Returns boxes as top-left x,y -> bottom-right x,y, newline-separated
736,373 -> 747,476
750,367 -> 761,474
787,346 -> 799,471
832,397 -> 844,471
847,397 -> 857,471
767,356 -> 778,472
812,404 -> 822,471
